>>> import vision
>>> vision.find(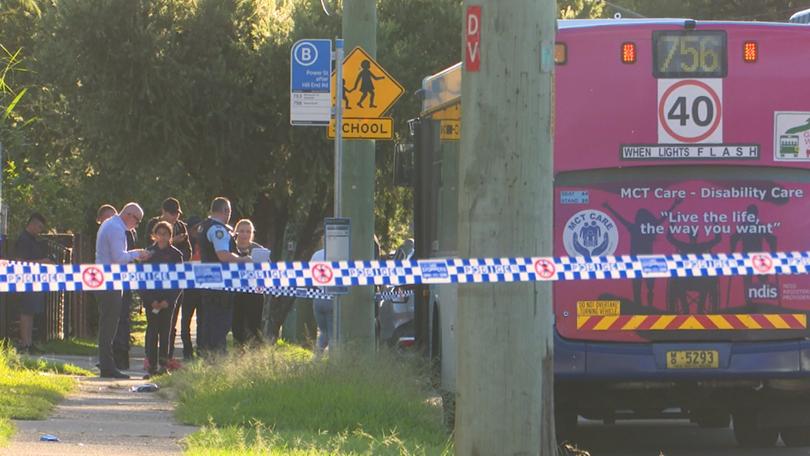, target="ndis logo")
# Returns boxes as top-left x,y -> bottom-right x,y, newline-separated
563,209 -> 619,257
